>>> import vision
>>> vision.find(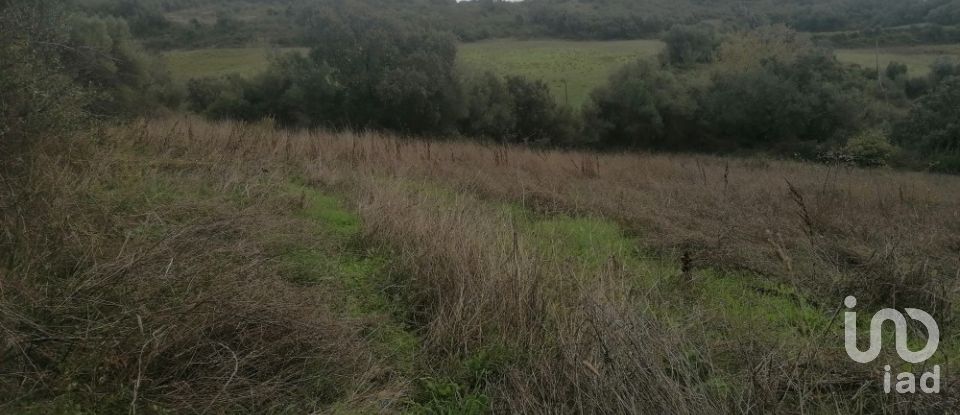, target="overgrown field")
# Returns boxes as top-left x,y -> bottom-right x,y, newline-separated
3,116 -> 957,413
